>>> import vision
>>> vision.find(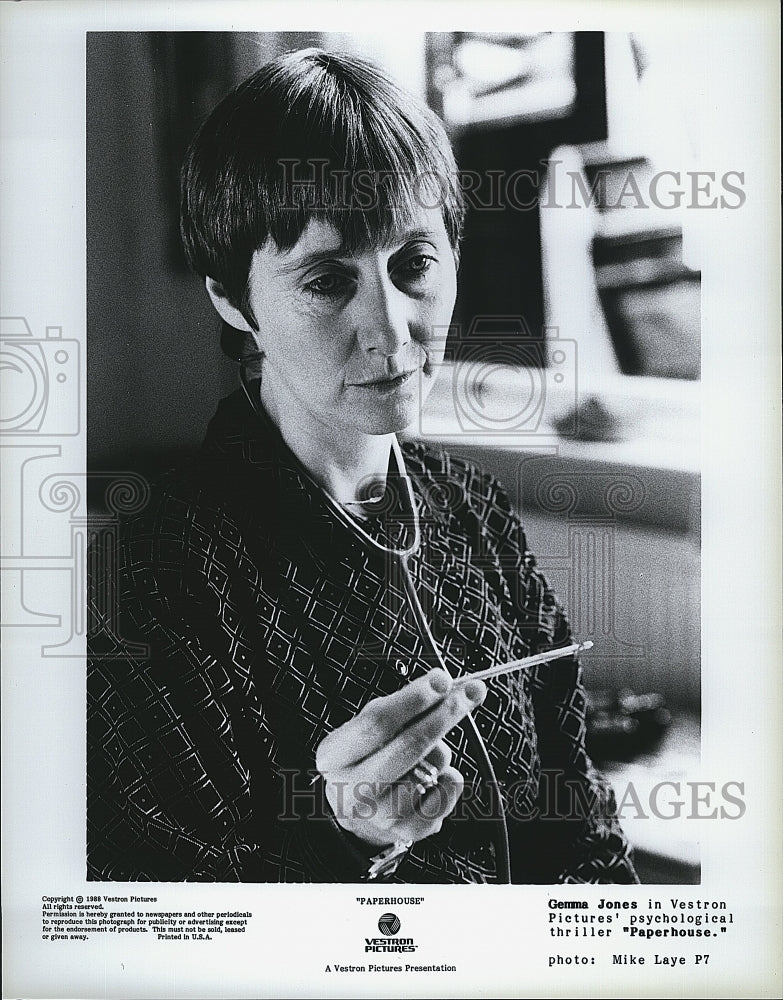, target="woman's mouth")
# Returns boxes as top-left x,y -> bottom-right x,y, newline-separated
354,371 -> 417,392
